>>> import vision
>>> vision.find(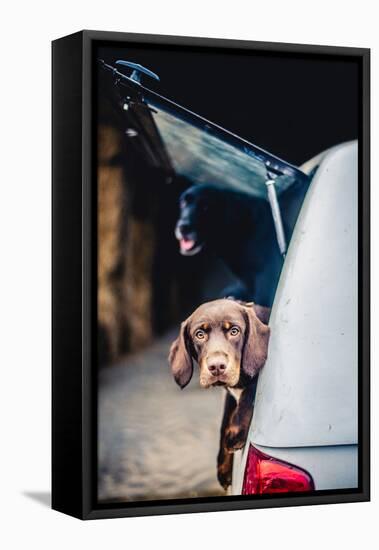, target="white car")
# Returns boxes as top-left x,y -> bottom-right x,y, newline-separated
232,141 -> 358,495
